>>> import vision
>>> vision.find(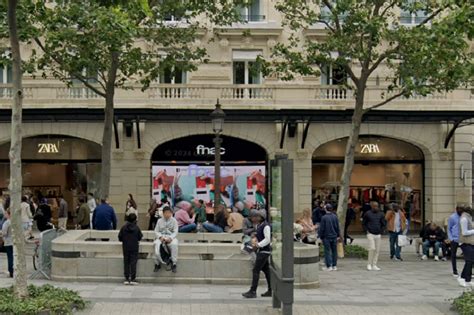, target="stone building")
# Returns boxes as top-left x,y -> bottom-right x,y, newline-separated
0,1 -> 472,231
